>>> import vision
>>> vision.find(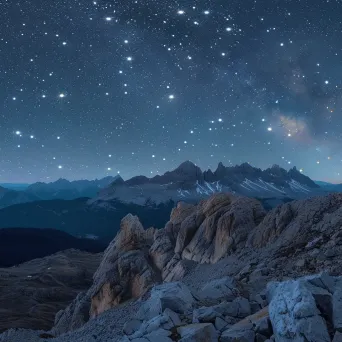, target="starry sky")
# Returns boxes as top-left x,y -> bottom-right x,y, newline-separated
1,0 -> 342,183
